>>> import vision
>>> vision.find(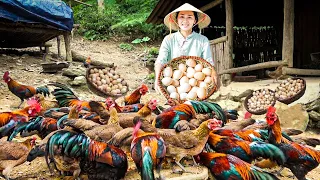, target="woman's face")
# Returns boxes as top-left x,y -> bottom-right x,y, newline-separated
177,11 -> 196,31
